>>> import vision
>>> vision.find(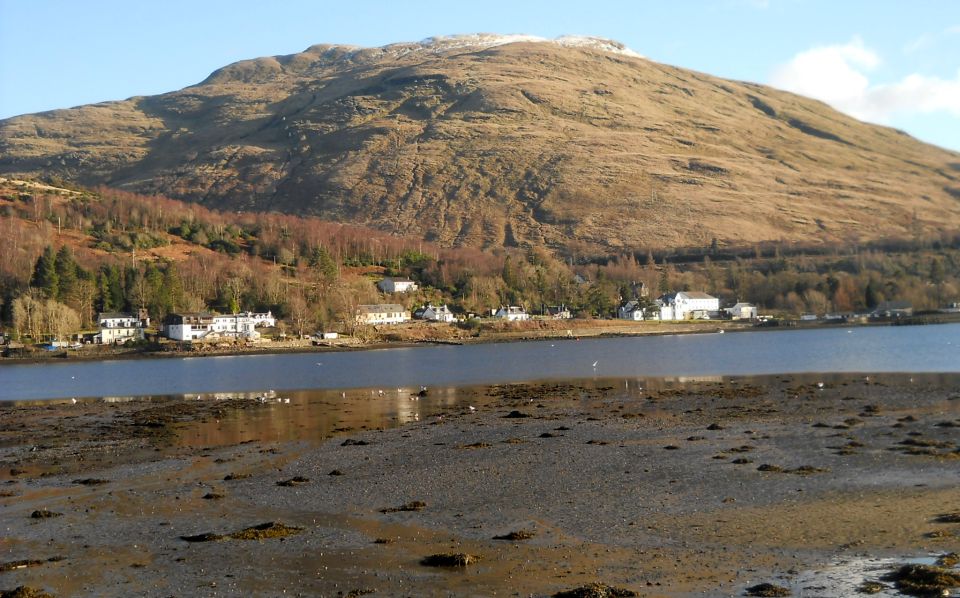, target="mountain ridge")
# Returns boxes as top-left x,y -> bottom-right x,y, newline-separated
2,36 -> 958,253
